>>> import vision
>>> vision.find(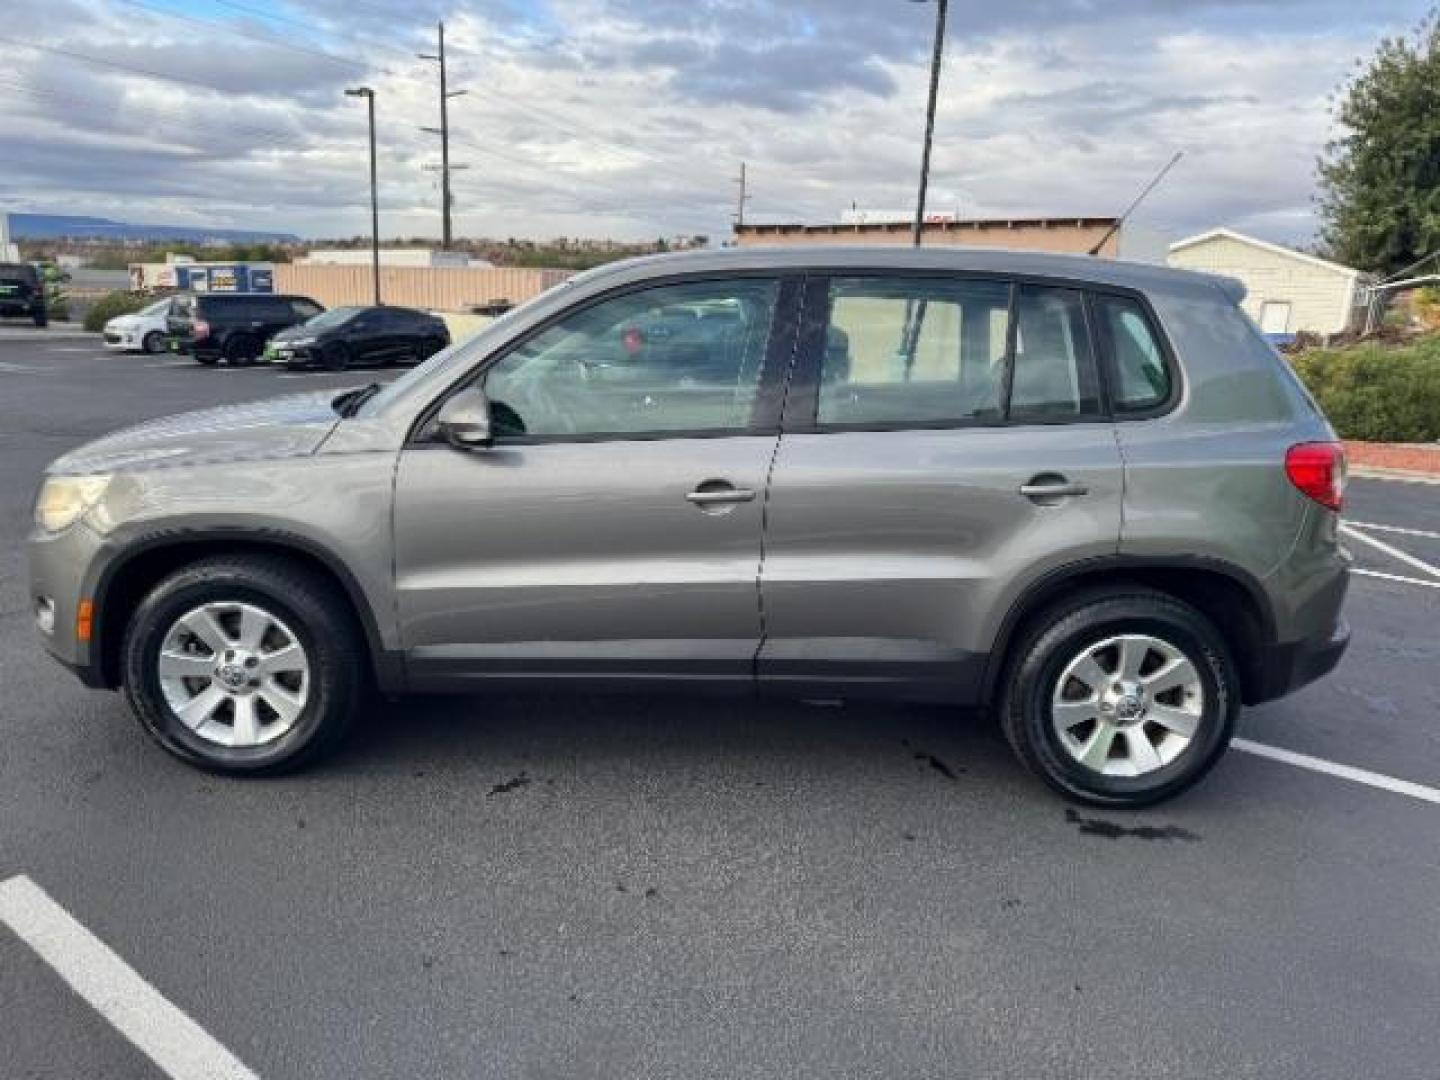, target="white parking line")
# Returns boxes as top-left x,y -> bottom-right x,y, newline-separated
1340,523 -> 1440,580
1346,520 -> 1440,542
1352,567 -> 1440,590
1234,739 -> 1440,807
0,875 -> 259,1080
